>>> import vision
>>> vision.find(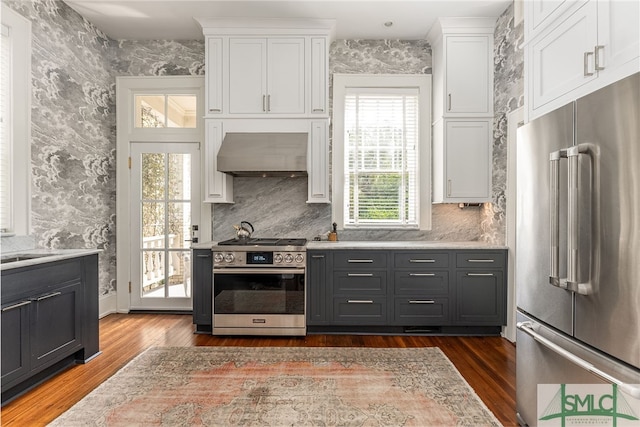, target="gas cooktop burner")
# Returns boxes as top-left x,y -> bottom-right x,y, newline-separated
217,238 -> 307,247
